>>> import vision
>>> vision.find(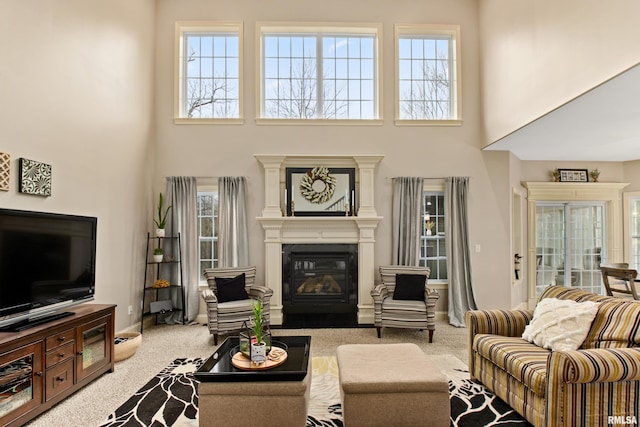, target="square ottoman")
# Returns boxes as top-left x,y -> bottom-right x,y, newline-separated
336,343 -> 449,427
198,359 -> 311,427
